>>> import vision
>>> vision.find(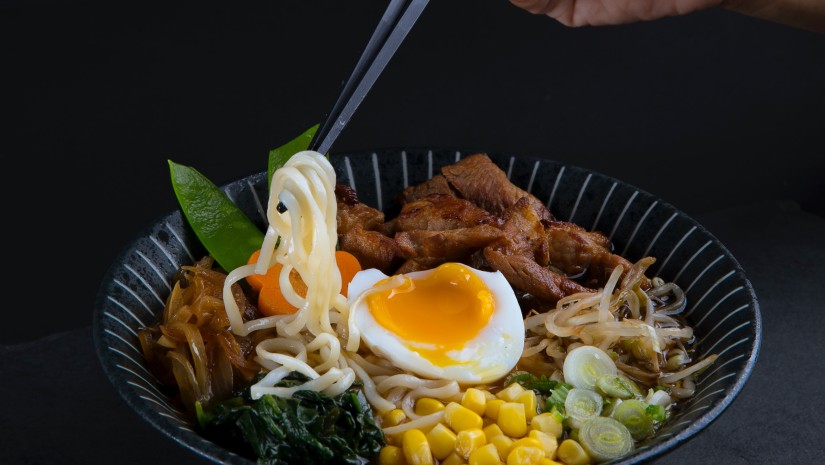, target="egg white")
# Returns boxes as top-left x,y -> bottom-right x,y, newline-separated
347,265 -> 525,384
